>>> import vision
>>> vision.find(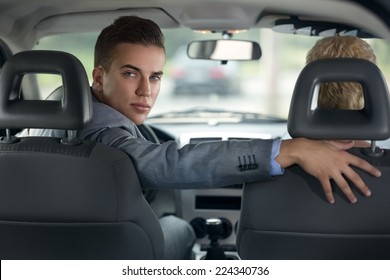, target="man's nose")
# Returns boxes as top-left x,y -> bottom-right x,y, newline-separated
136,77 -> 151,96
